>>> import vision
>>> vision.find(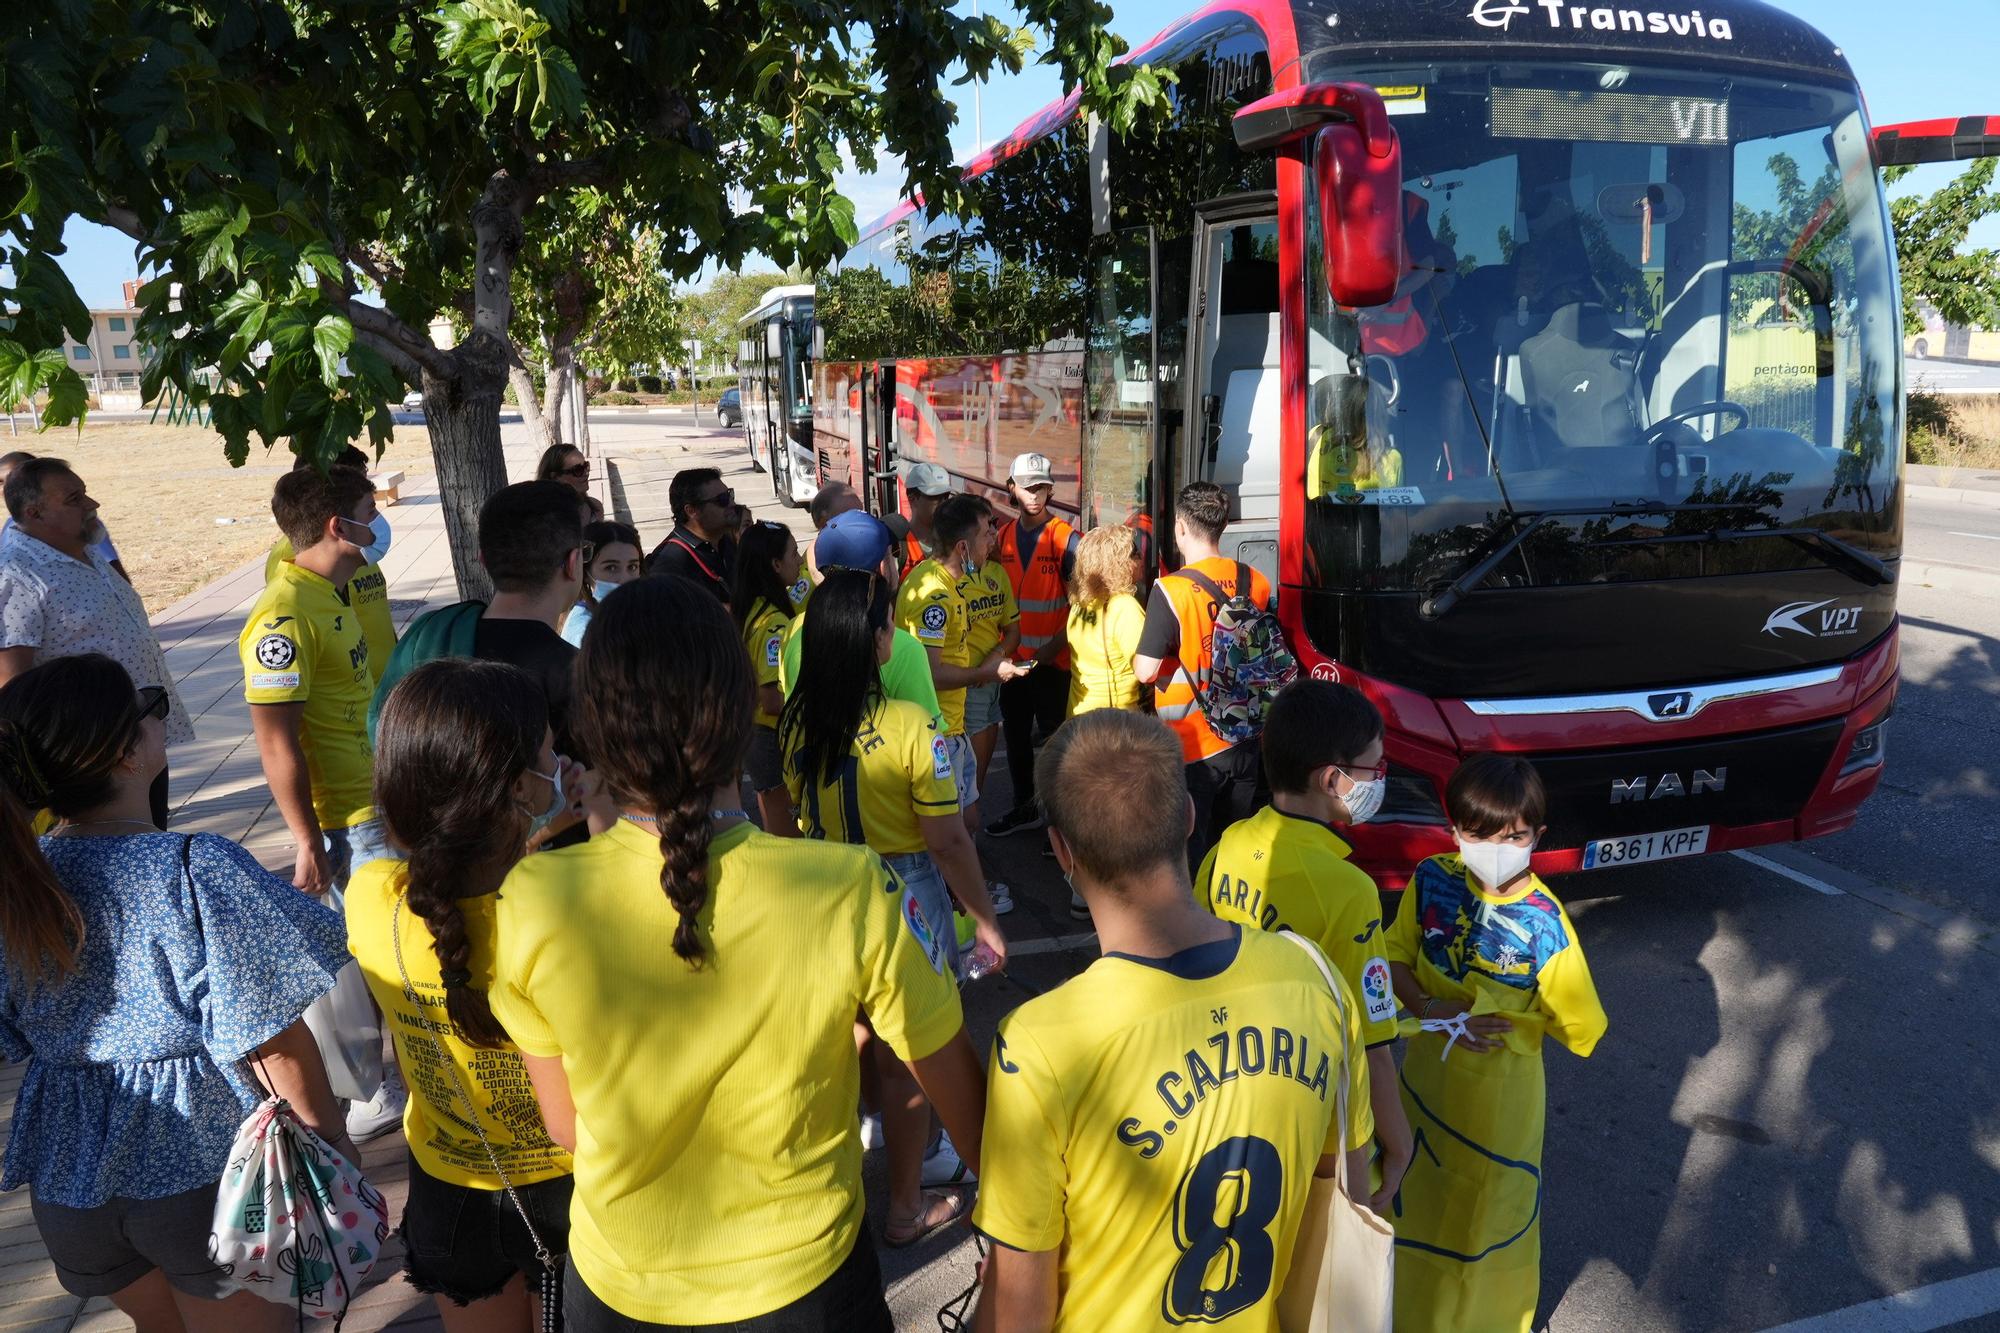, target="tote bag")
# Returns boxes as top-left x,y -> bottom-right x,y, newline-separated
1276,932 -> 1397,1333
299,884 -> 385,1102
